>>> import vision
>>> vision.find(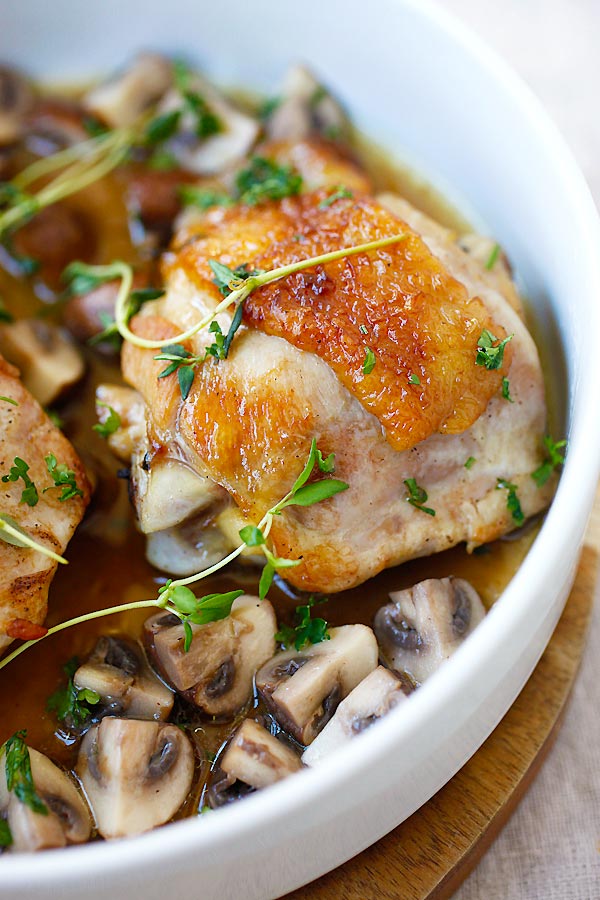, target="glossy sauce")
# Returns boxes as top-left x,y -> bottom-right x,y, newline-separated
0,112 -> 540,820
